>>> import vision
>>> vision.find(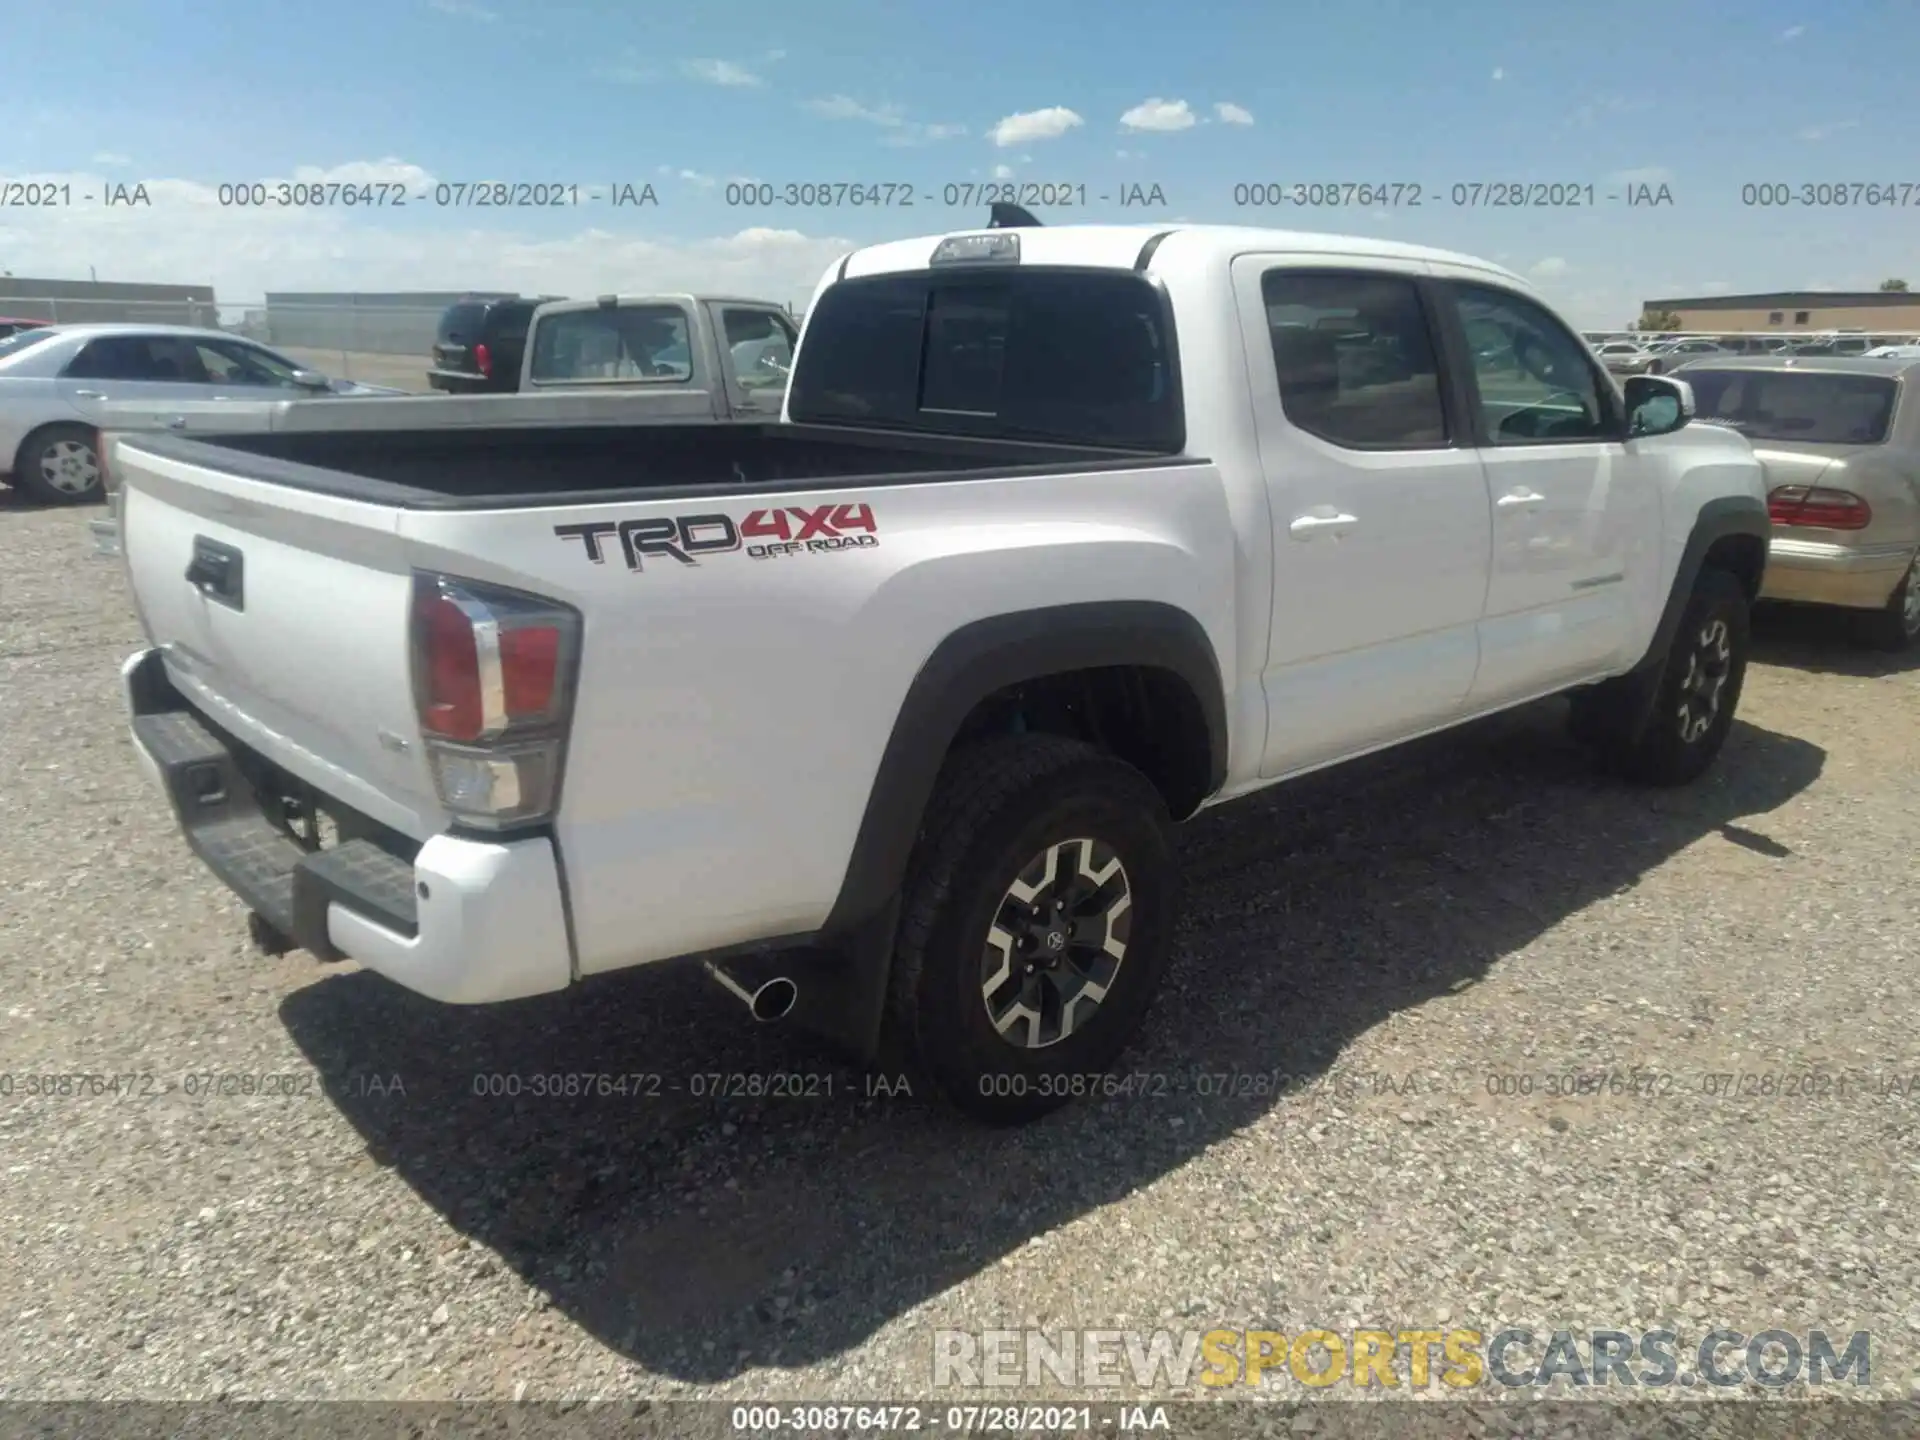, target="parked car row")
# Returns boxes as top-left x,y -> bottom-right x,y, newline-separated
0,324 -> 409,503
92,212 -> 1920,1126
0,294 -> 800,506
